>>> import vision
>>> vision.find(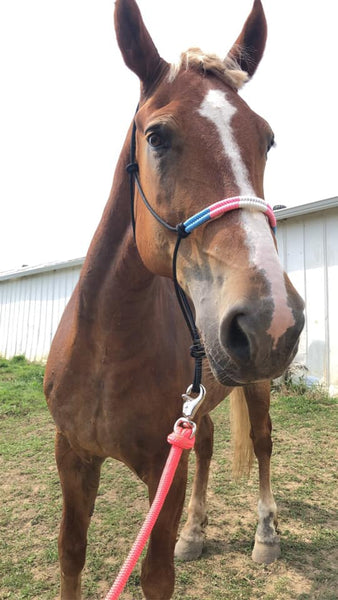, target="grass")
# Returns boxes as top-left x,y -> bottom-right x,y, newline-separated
0,357 -> 337,599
